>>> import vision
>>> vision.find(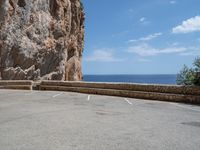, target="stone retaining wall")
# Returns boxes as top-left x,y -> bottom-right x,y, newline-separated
0,80 -> 33,90
40,81 -> 200,104
0,80 -> 199,104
